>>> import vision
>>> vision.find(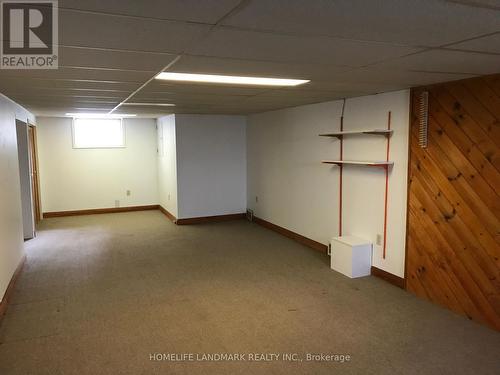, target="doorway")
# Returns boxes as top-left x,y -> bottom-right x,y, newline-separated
15,120 -> 41,239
